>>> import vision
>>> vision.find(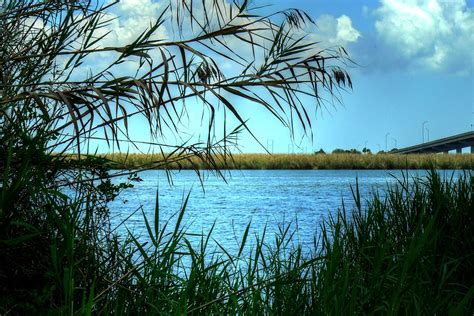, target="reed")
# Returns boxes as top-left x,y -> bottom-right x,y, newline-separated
1,2 -> 472,313
102,152 -> 473,170
2,170 -> 472,314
